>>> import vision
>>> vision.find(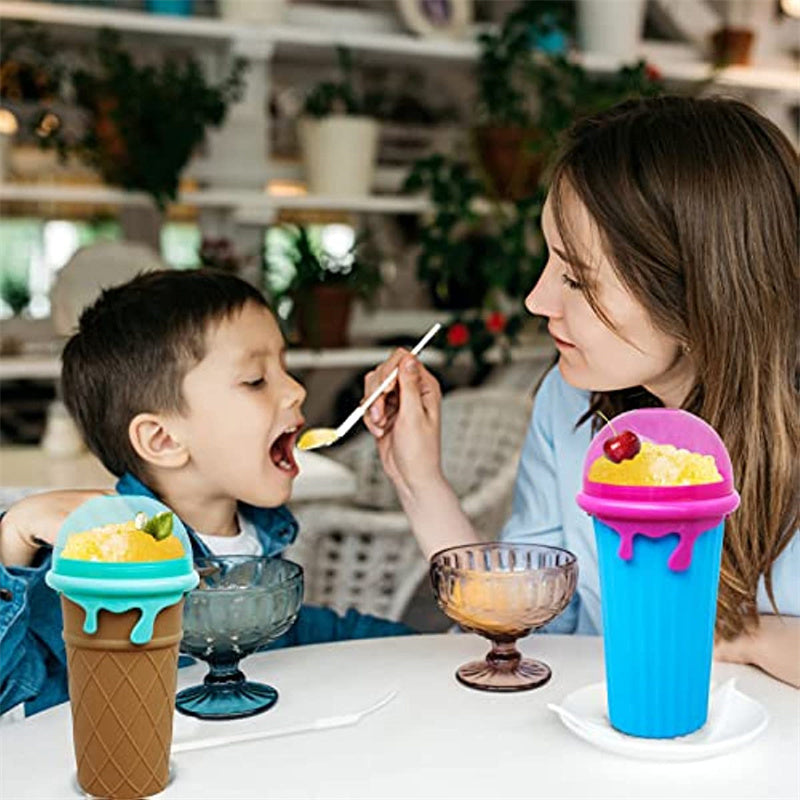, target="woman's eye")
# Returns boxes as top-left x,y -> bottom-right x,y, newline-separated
244,378 -> 265,389
561,273 -> 583,291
